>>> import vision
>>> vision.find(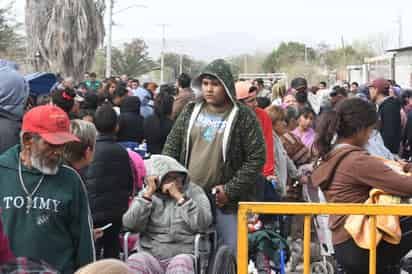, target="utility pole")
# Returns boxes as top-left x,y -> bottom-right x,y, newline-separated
105,2 -> 147,78
105,0 -> 114,78
397,15 -> 403,48
179,53 -> 183,75
341,36 -> 346,68
304,45 -> 308,65
244,54 -> 248,73
158,24 -> 169,84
